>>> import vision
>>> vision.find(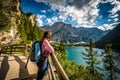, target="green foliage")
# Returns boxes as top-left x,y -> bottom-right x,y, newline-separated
0,12 -> 11,31
0,1 -> 11,31
103,44 -> 120,80
82,39 -> 102,76
17,17 -> 27,43
17,15 -> 43,43
31,24 -> 43,41
53,42 -> 103,80
0,1 -> 2,10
